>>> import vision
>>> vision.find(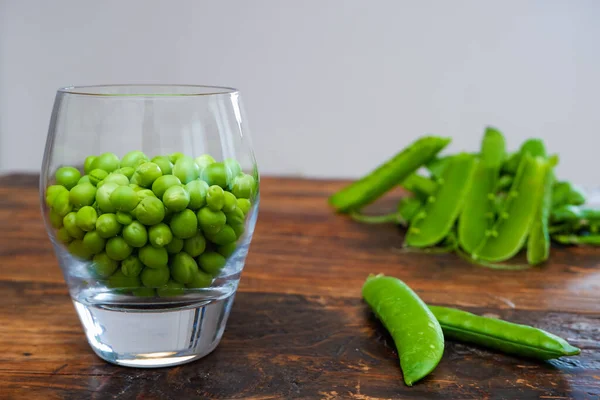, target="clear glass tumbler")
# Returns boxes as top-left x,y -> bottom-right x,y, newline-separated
39,85 -> 259,368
